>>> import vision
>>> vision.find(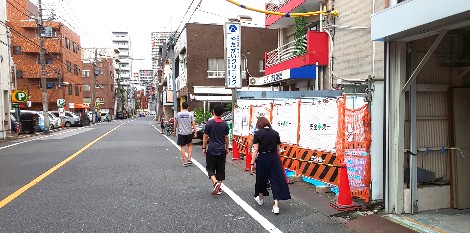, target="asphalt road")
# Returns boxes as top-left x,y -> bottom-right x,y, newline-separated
0,116 -> 353,233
